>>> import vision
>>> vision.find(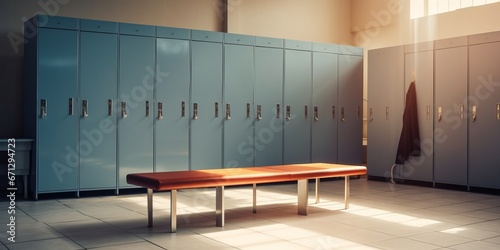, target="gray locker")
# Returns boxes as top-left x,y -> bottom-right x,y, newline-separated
254,37 -> 284,166
24,16 -> 79,197
79,20 -> 118,190
283,40 -> 312,164
338,46 -> 364,164
312,43 -> 339,163
468,33 -> 500,189
367,46 -> 404,178
434,37 -> 468,185
401,43 -> 434,182
118,24 -> 156,187
223,35 -> 255,168
190,31 -> 223,170
155,29 -> 191,172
